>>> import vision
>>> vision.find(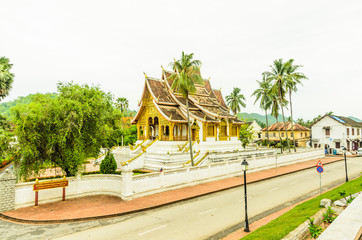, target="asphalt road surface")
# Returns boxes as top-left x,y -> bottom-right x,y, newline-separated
1,157 -> 361,240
